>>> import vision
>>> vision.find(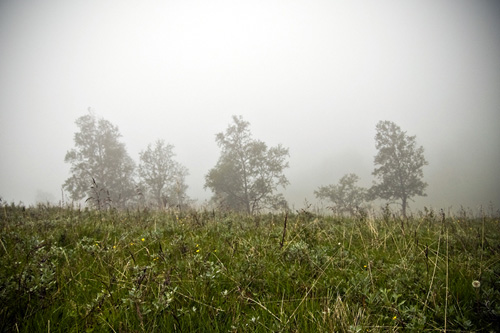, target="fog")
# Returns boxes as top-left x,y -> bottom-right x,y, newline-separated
1,0 -> 499,213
